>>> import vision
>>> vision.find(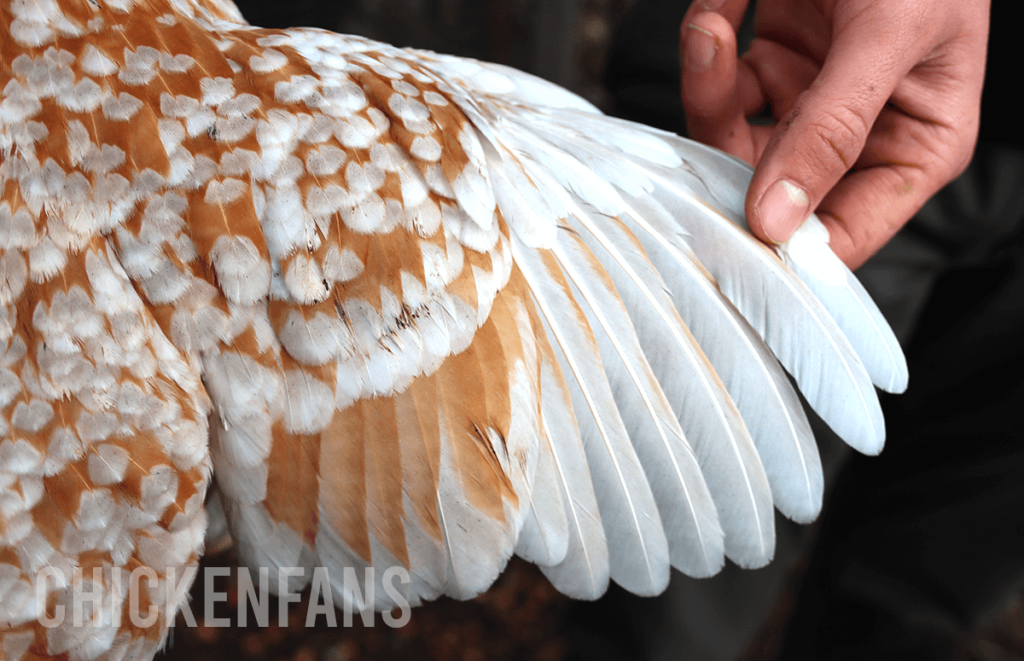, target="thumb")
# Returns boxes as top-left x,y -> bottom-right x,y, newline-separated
744,8 -> 921,245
